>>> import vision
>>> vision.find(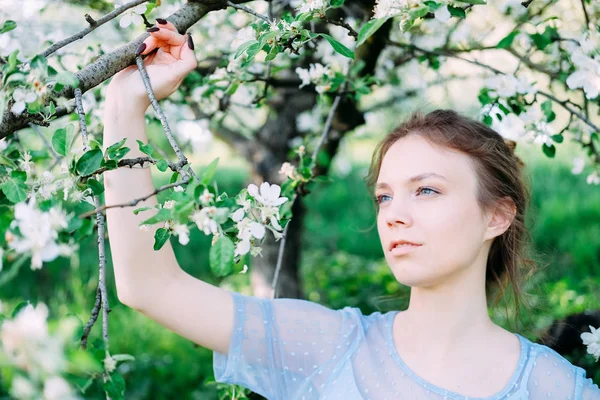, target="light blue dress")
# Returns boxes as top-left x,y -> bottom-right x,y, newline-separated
213,291 -> 600,400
